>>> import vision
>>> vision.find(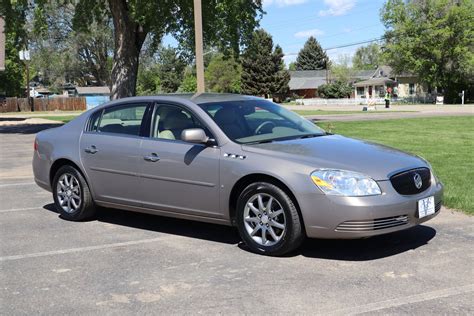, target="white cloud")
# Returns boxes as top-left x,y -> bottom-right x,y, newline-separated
264,0 -> 308,7
319,0 -> 356,17
294,28 -> 325,38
